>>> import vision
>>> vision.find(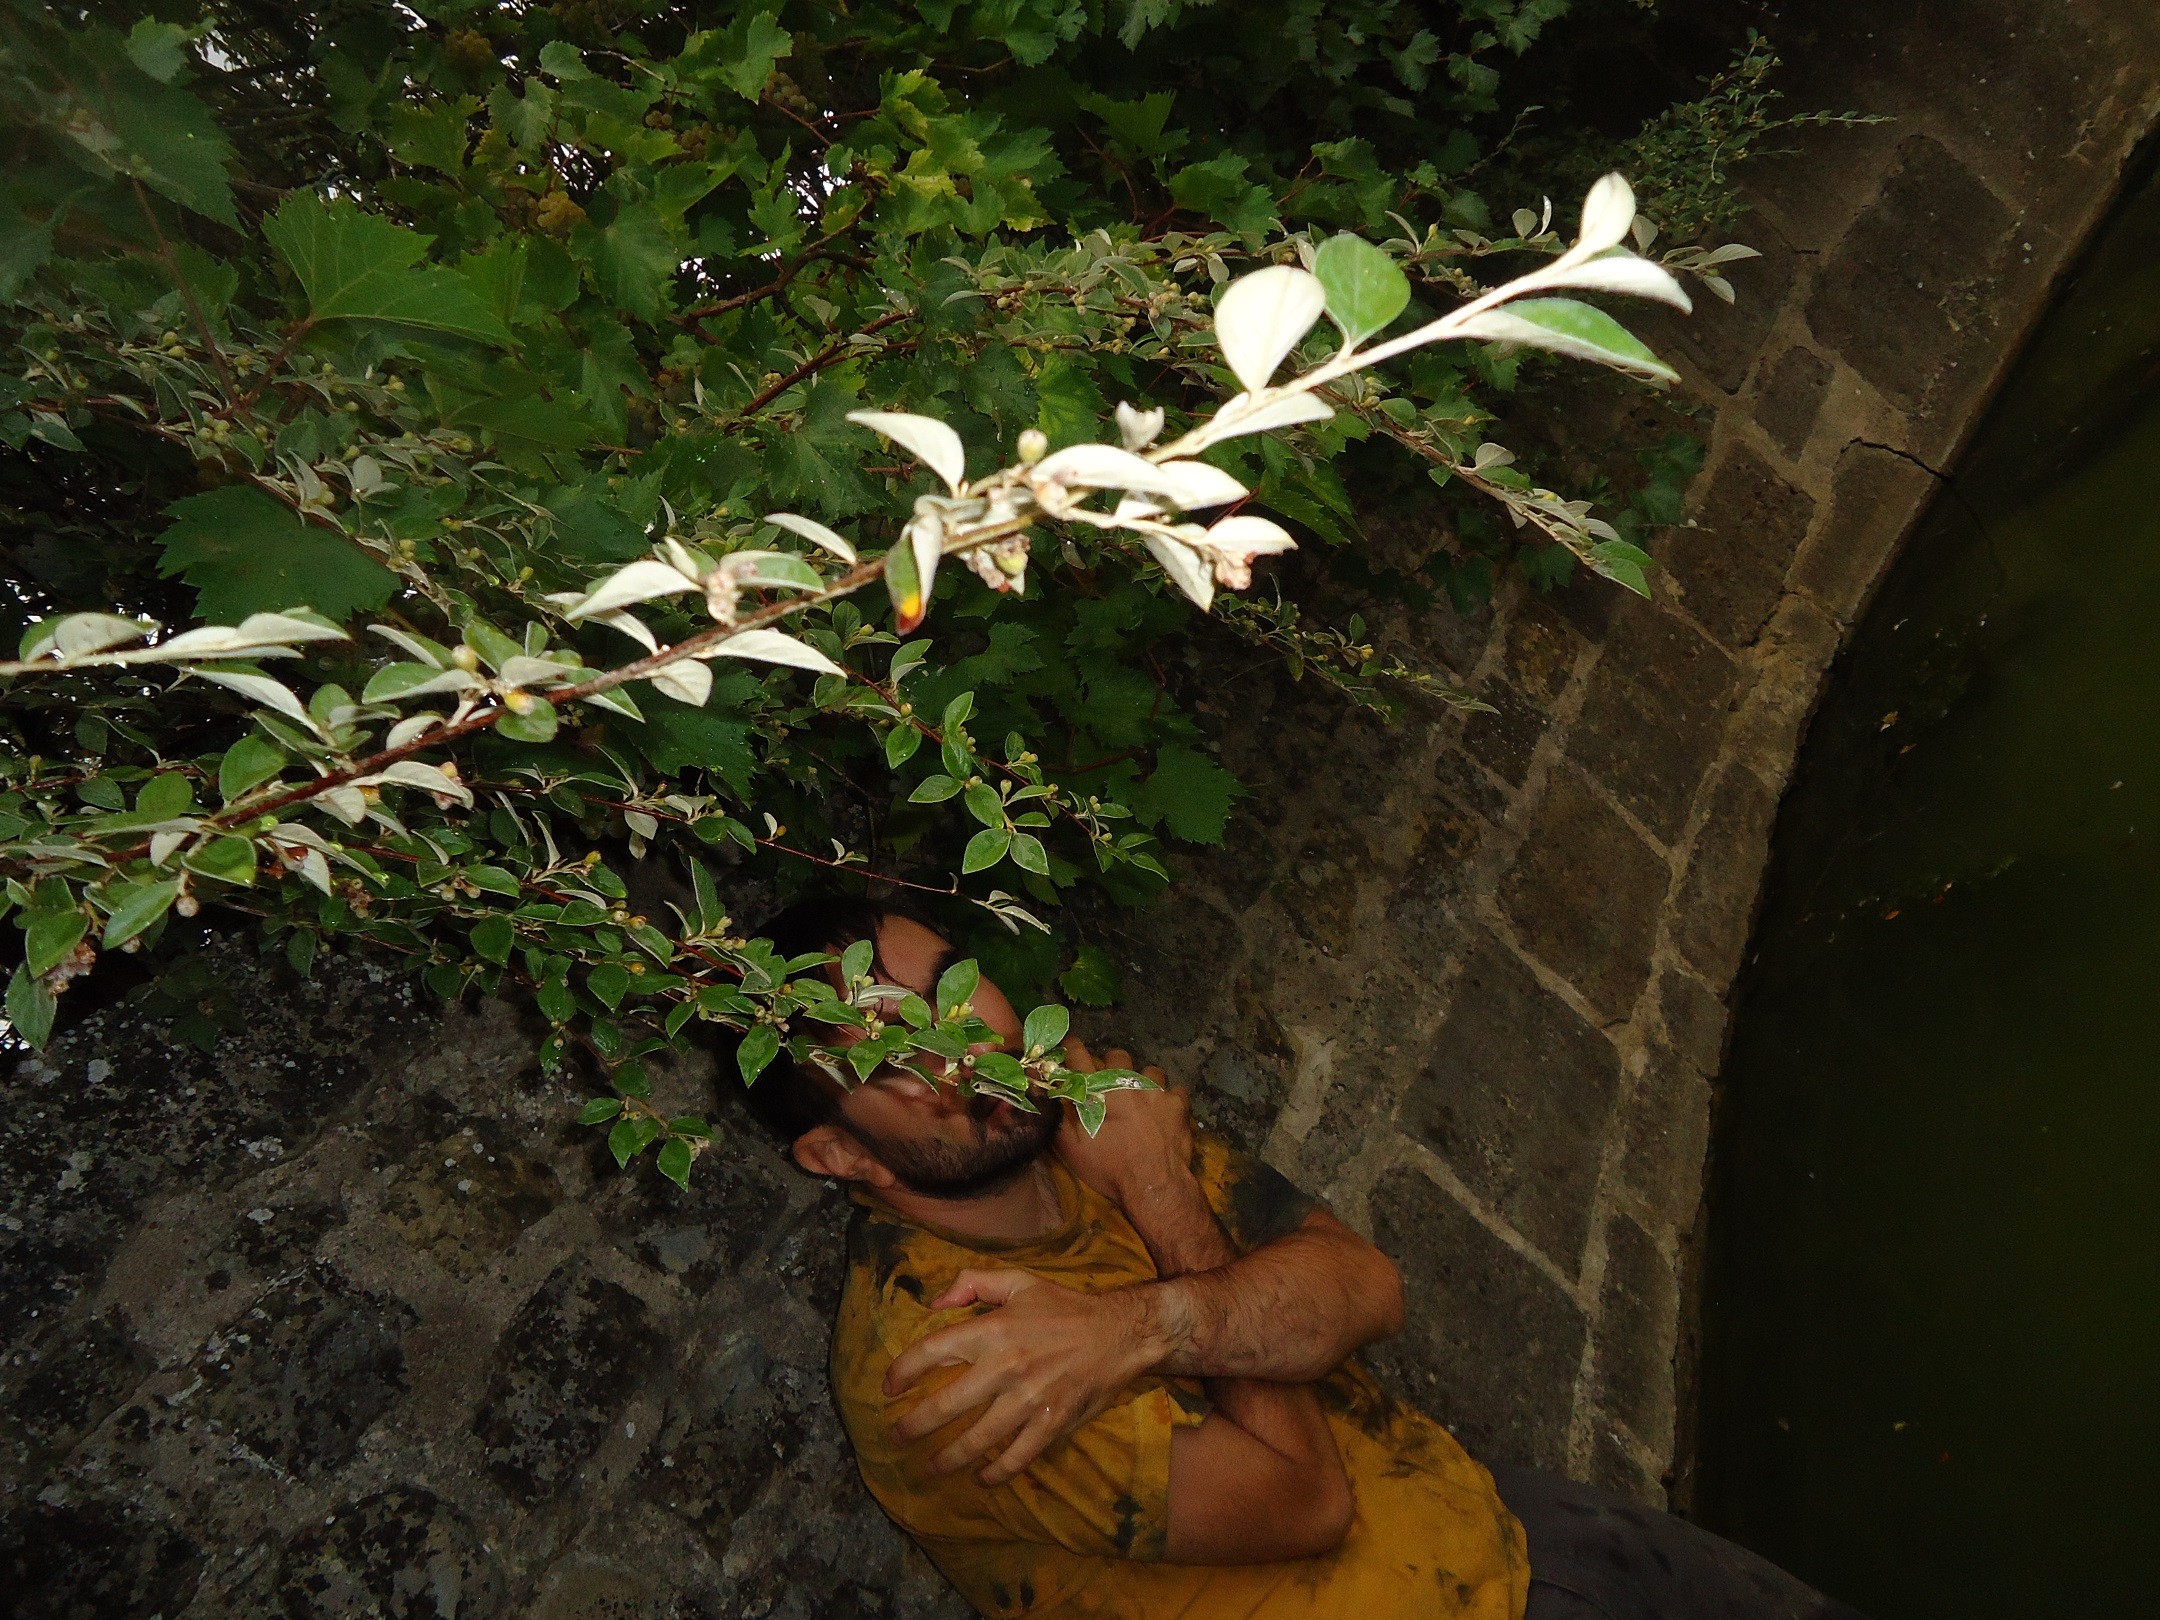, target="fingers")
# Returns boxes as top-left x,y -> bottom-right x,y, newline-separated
894,1359 -> 1004,1442
1061,1034 -> 1098,1071
926,1267 -> 1036,1312
1104,1046 -> 1133,1070
930,1392 -> 1036,1477
980,1405 -> 1066,1485
885,1318 -> 984,1397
